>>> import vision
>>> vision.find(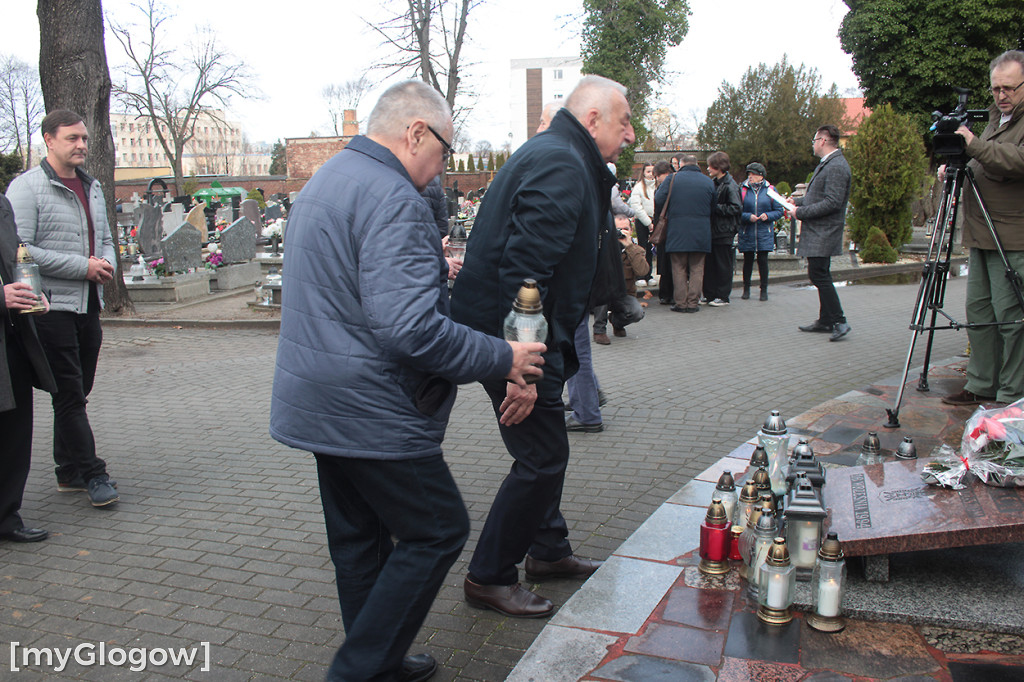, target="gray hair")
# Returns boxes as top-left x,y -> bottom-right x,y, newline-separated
366,80 -> 451,138
564,75 -> 628,121
991,50 -> 1024,73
